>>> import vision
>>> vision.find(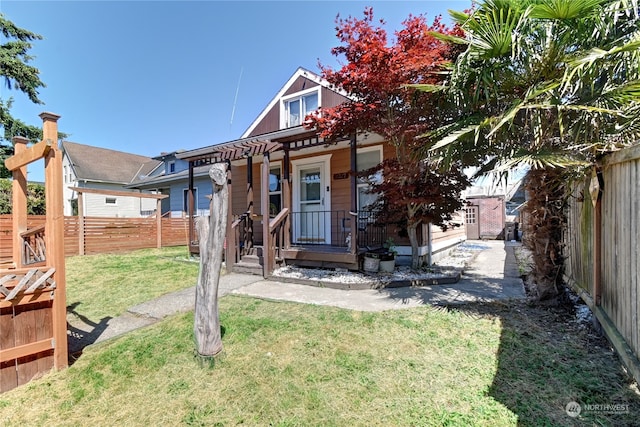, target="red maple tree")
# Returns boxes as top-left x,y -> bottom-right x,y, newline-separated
307,7 -> 469,268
